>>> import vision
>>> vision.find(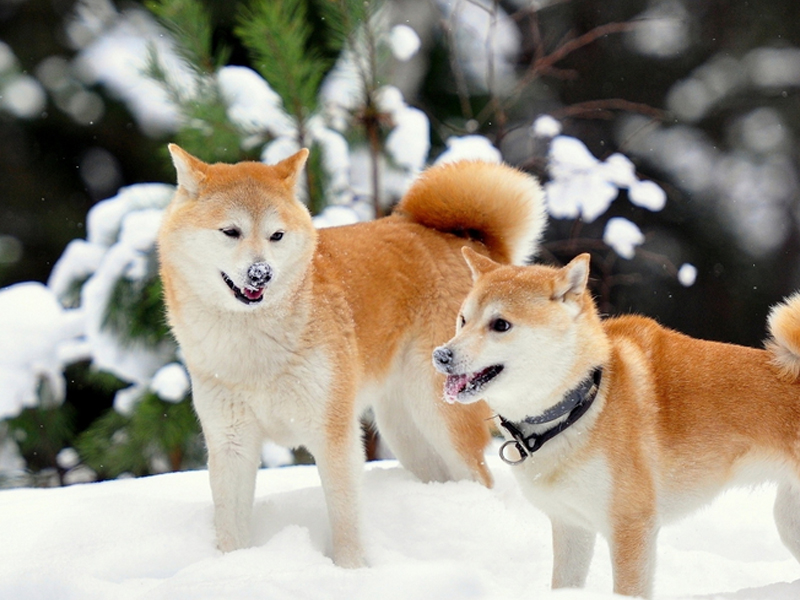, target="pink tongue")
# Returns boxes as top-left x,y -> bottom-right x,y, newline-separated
243,287 -> 264,301
444,374 -> 469,403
